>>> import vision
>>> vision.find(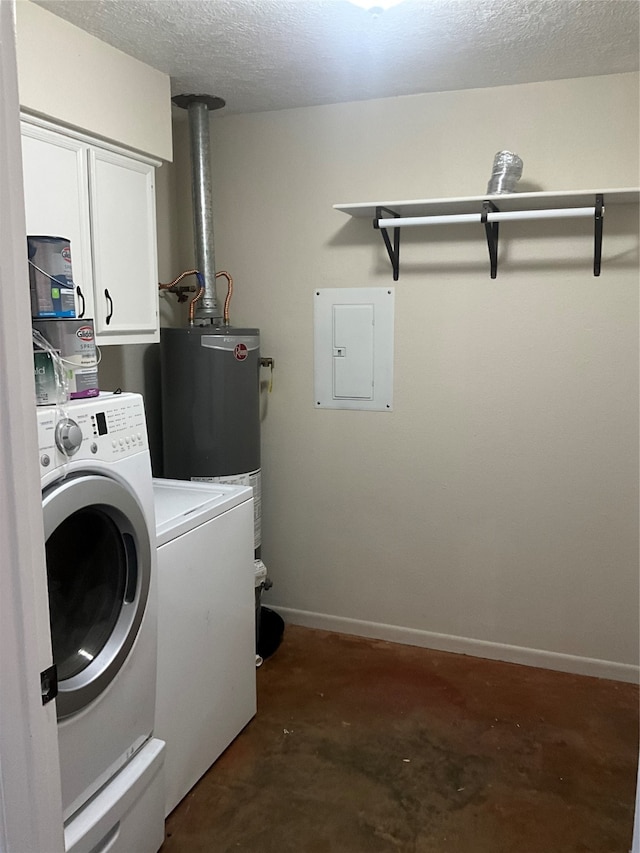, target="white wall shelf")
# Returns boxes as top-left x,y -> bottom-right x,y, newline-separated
334,188 -> 640,281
